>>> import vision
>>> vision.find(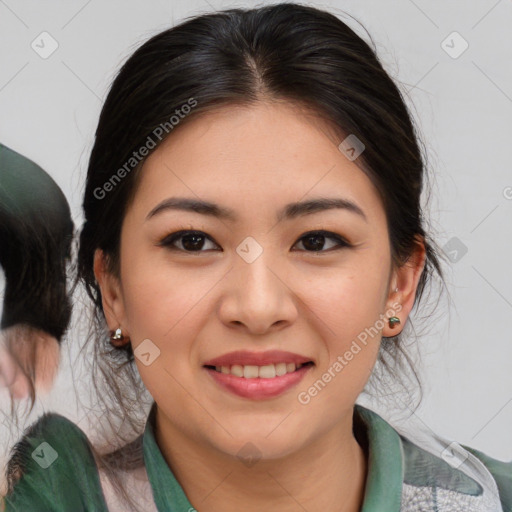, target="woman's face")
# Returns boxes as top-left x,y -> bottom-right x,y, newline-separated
96,101 -> 424,459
